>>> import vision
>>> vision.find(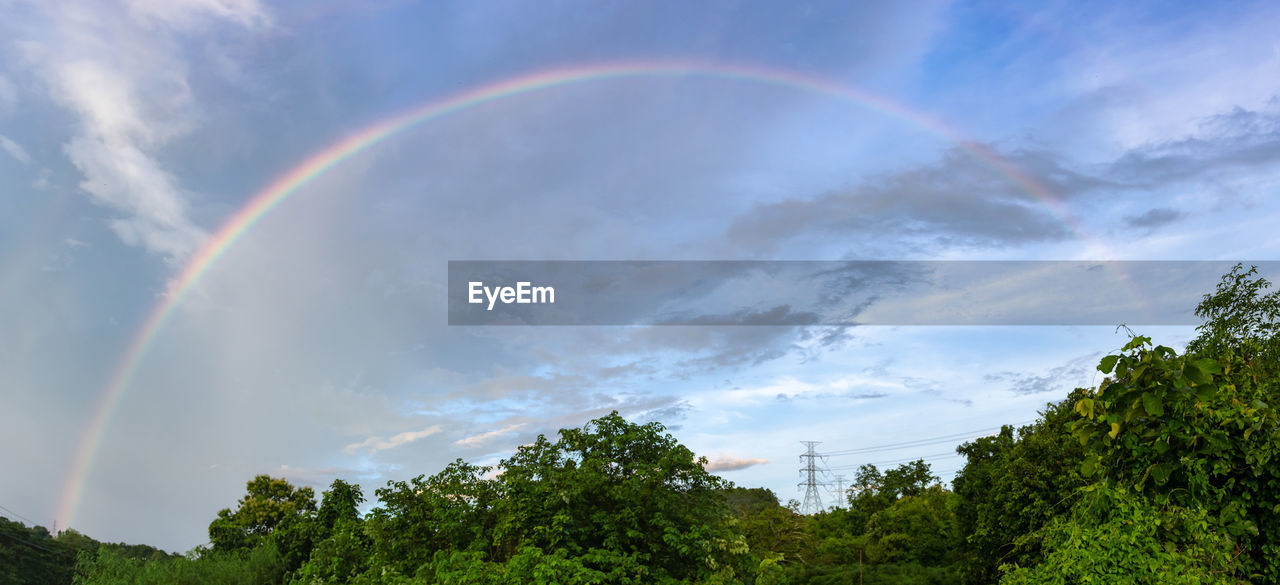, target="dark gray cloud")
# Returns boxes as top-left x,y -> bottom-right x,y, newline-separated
1125,207 -> 1185,229
635,401 -> 694,431
657,304 -> 821,326
1107,102 -> 1280,190
724,146 -> 1114,253
986,352 -> 1102,396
